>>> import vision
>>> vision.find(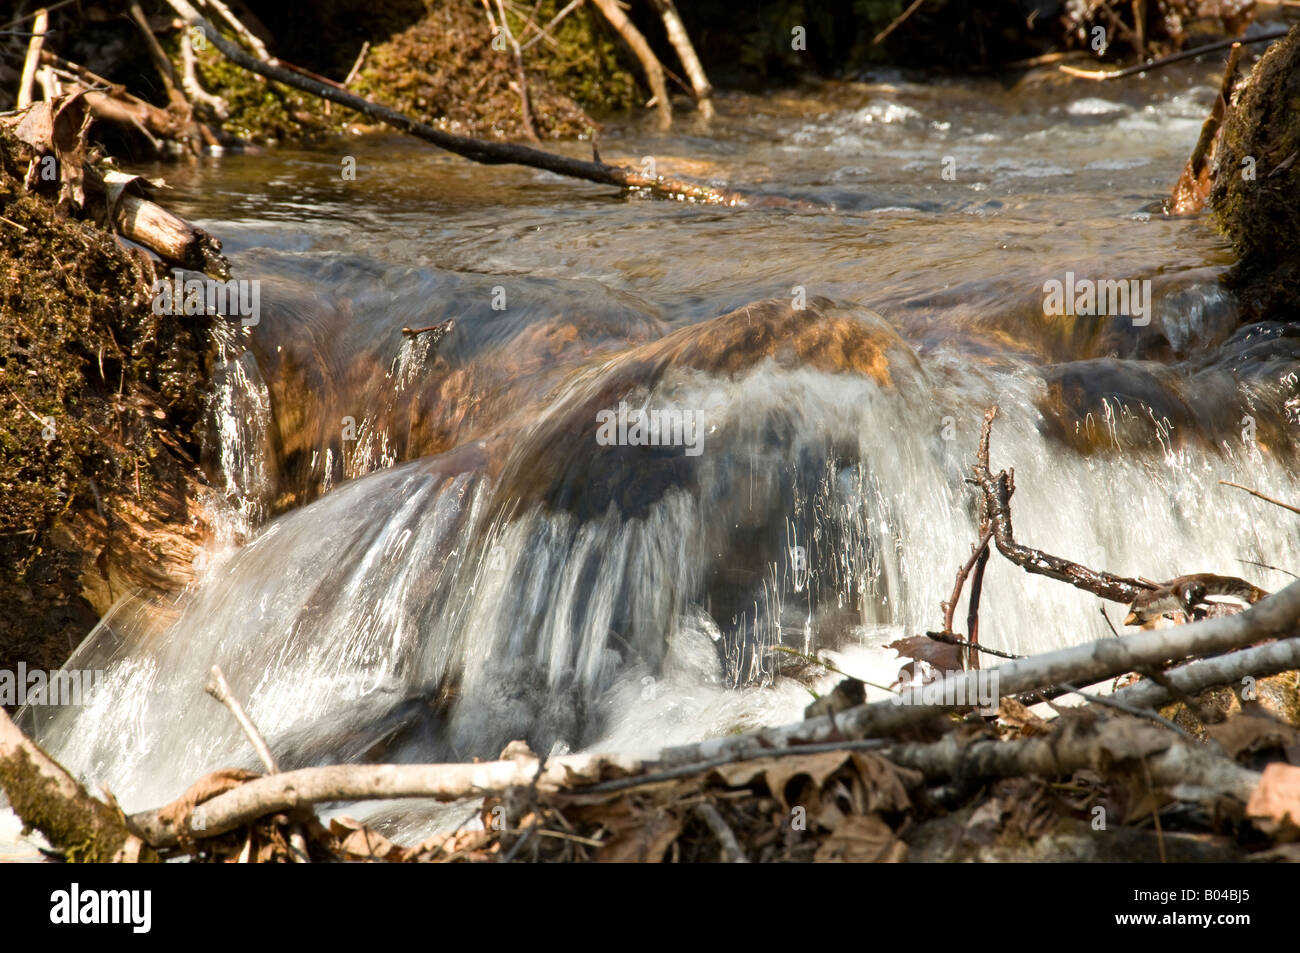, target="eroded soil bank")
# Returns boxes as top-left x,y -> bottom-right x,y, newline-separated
0,127 -> 214,692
